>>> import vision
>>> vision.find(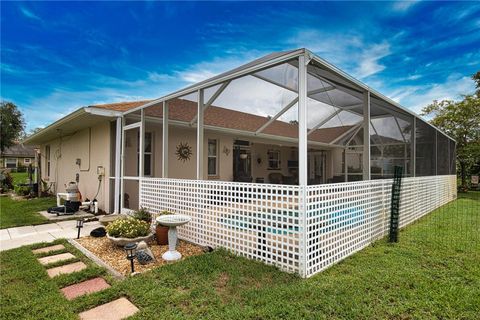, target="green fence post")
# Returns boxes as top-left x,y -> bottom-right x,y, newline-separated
389,166 -> 403,242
